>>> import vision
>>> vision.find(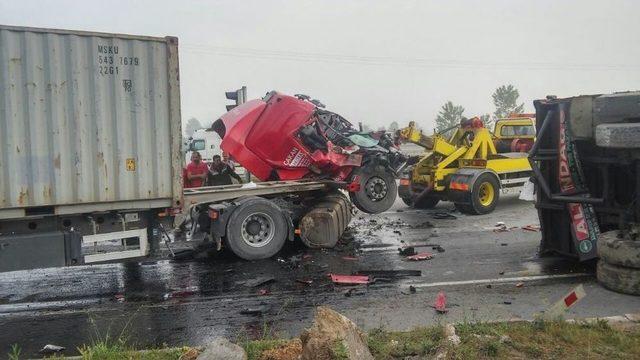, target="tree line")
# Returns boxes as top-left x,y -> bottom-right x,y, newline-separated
435,84 -> 525,132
